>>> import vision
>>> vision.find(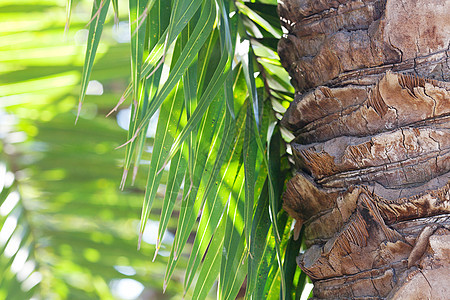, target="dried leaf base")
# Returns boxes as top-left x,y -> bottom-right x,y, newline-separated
278,0 -> 450,298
